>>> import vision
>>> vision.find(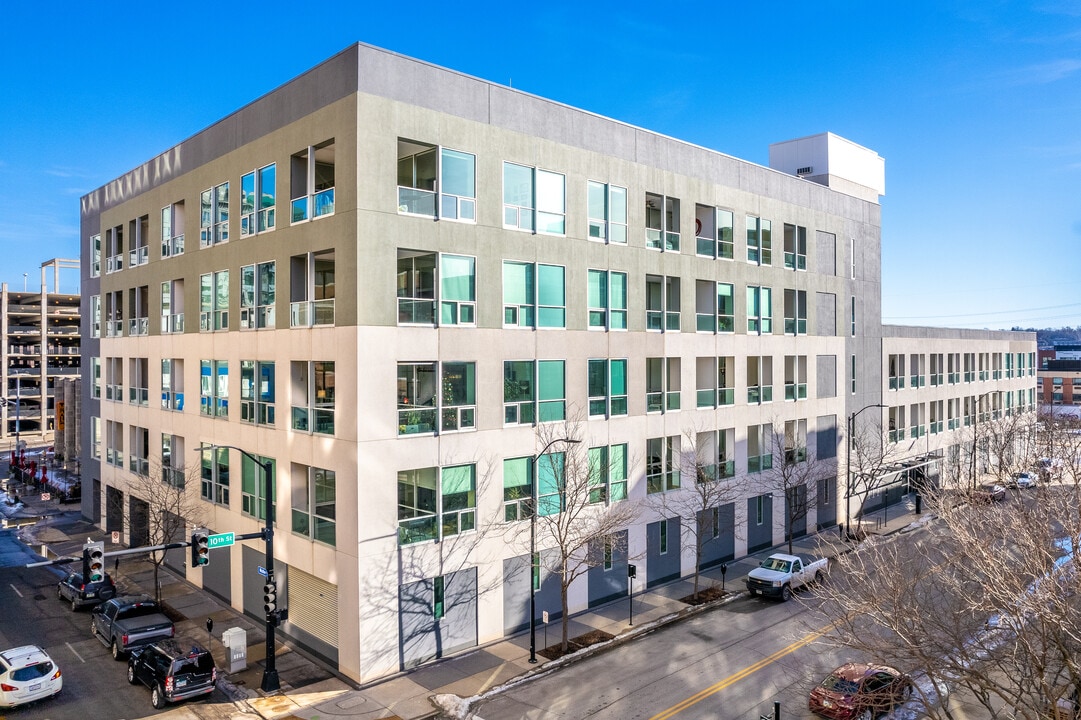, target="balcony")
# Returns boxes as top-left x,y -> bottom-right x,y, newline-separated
291,187 -> 335,223
290,299 -> 335,327
397,298 -> 435,325
398,407 -> 437,435
398,186 -> 435,216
